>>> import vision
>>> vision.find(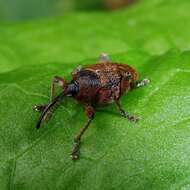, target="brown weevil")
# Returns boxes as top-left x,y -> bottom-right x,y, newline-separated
34,53 -> 150,160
